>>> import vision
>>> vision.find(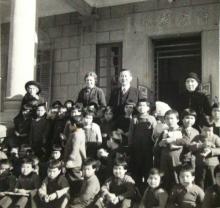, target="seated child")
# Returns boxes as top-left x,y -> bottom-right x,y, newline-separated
191,116 -> 220,189
83,111 -> 102,158
70,158 -> 100,208
95,158 -> 136,208
202,164 -> 220,208
11,157 -> 40,208
167,165 -> 204,208
38,160 -> 69,208
140,168 -> 168,208
211,102 -> 220,137
0,159 -> 16,208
